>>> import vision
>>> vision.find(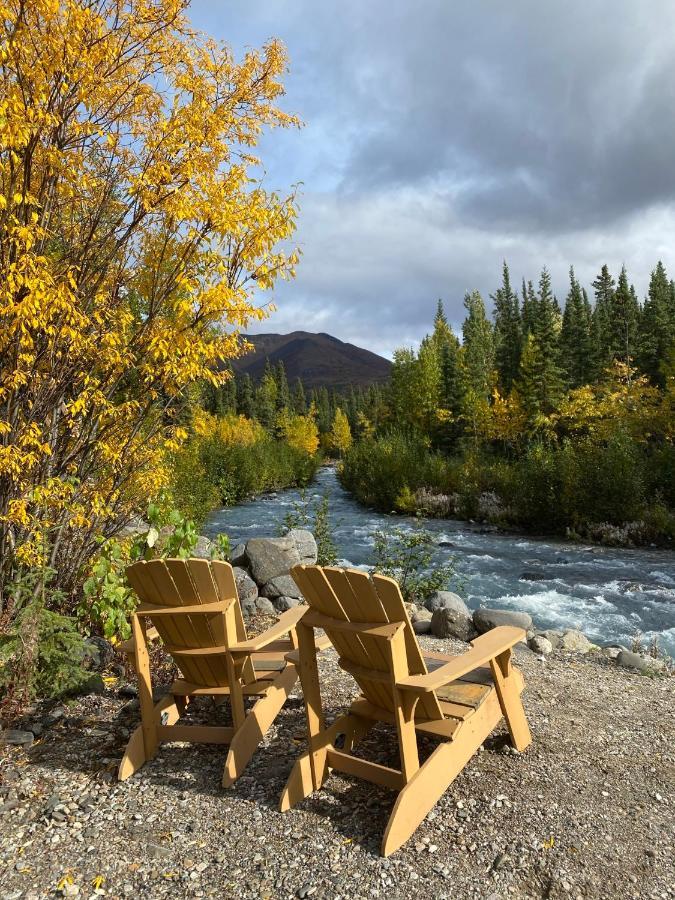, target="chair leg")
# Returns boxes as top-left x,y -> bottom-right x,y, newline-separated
381,694 -> 502,856
279,712 -> 369,811
490,653 -> 532,752
118,694 -> 182,781
222,665 -> 298,788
